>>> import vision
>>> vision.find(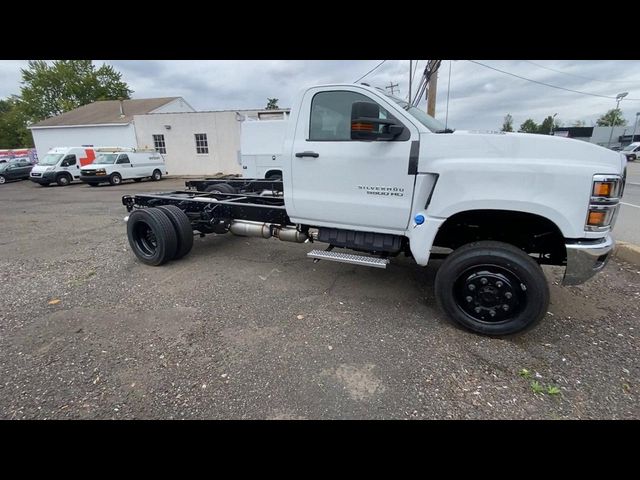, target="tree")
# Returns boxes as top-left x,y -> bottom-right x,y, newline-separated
519,119 -> 539,134
18,60 -> 133,122
596,108 -> 627,127
0,97 -> 33,148
501,114 -> 513,132
538,116 -> 556,135
265,98 -> 279,110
